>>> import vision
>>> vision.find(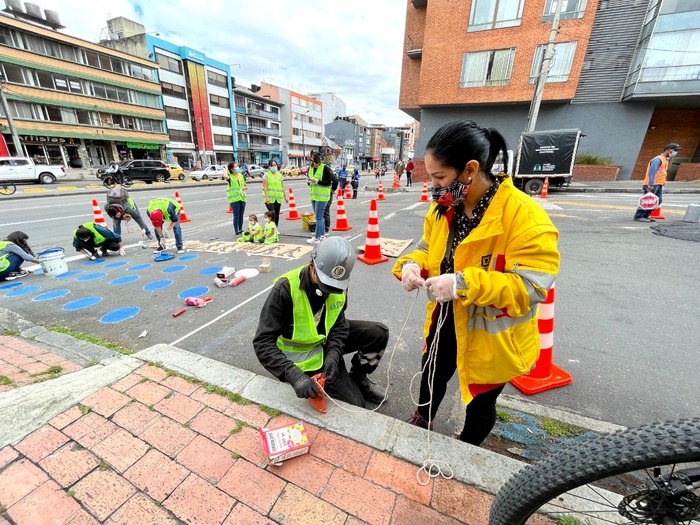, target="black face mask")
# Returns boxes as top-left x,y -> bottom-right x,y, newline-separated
312,156 -> 321,164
